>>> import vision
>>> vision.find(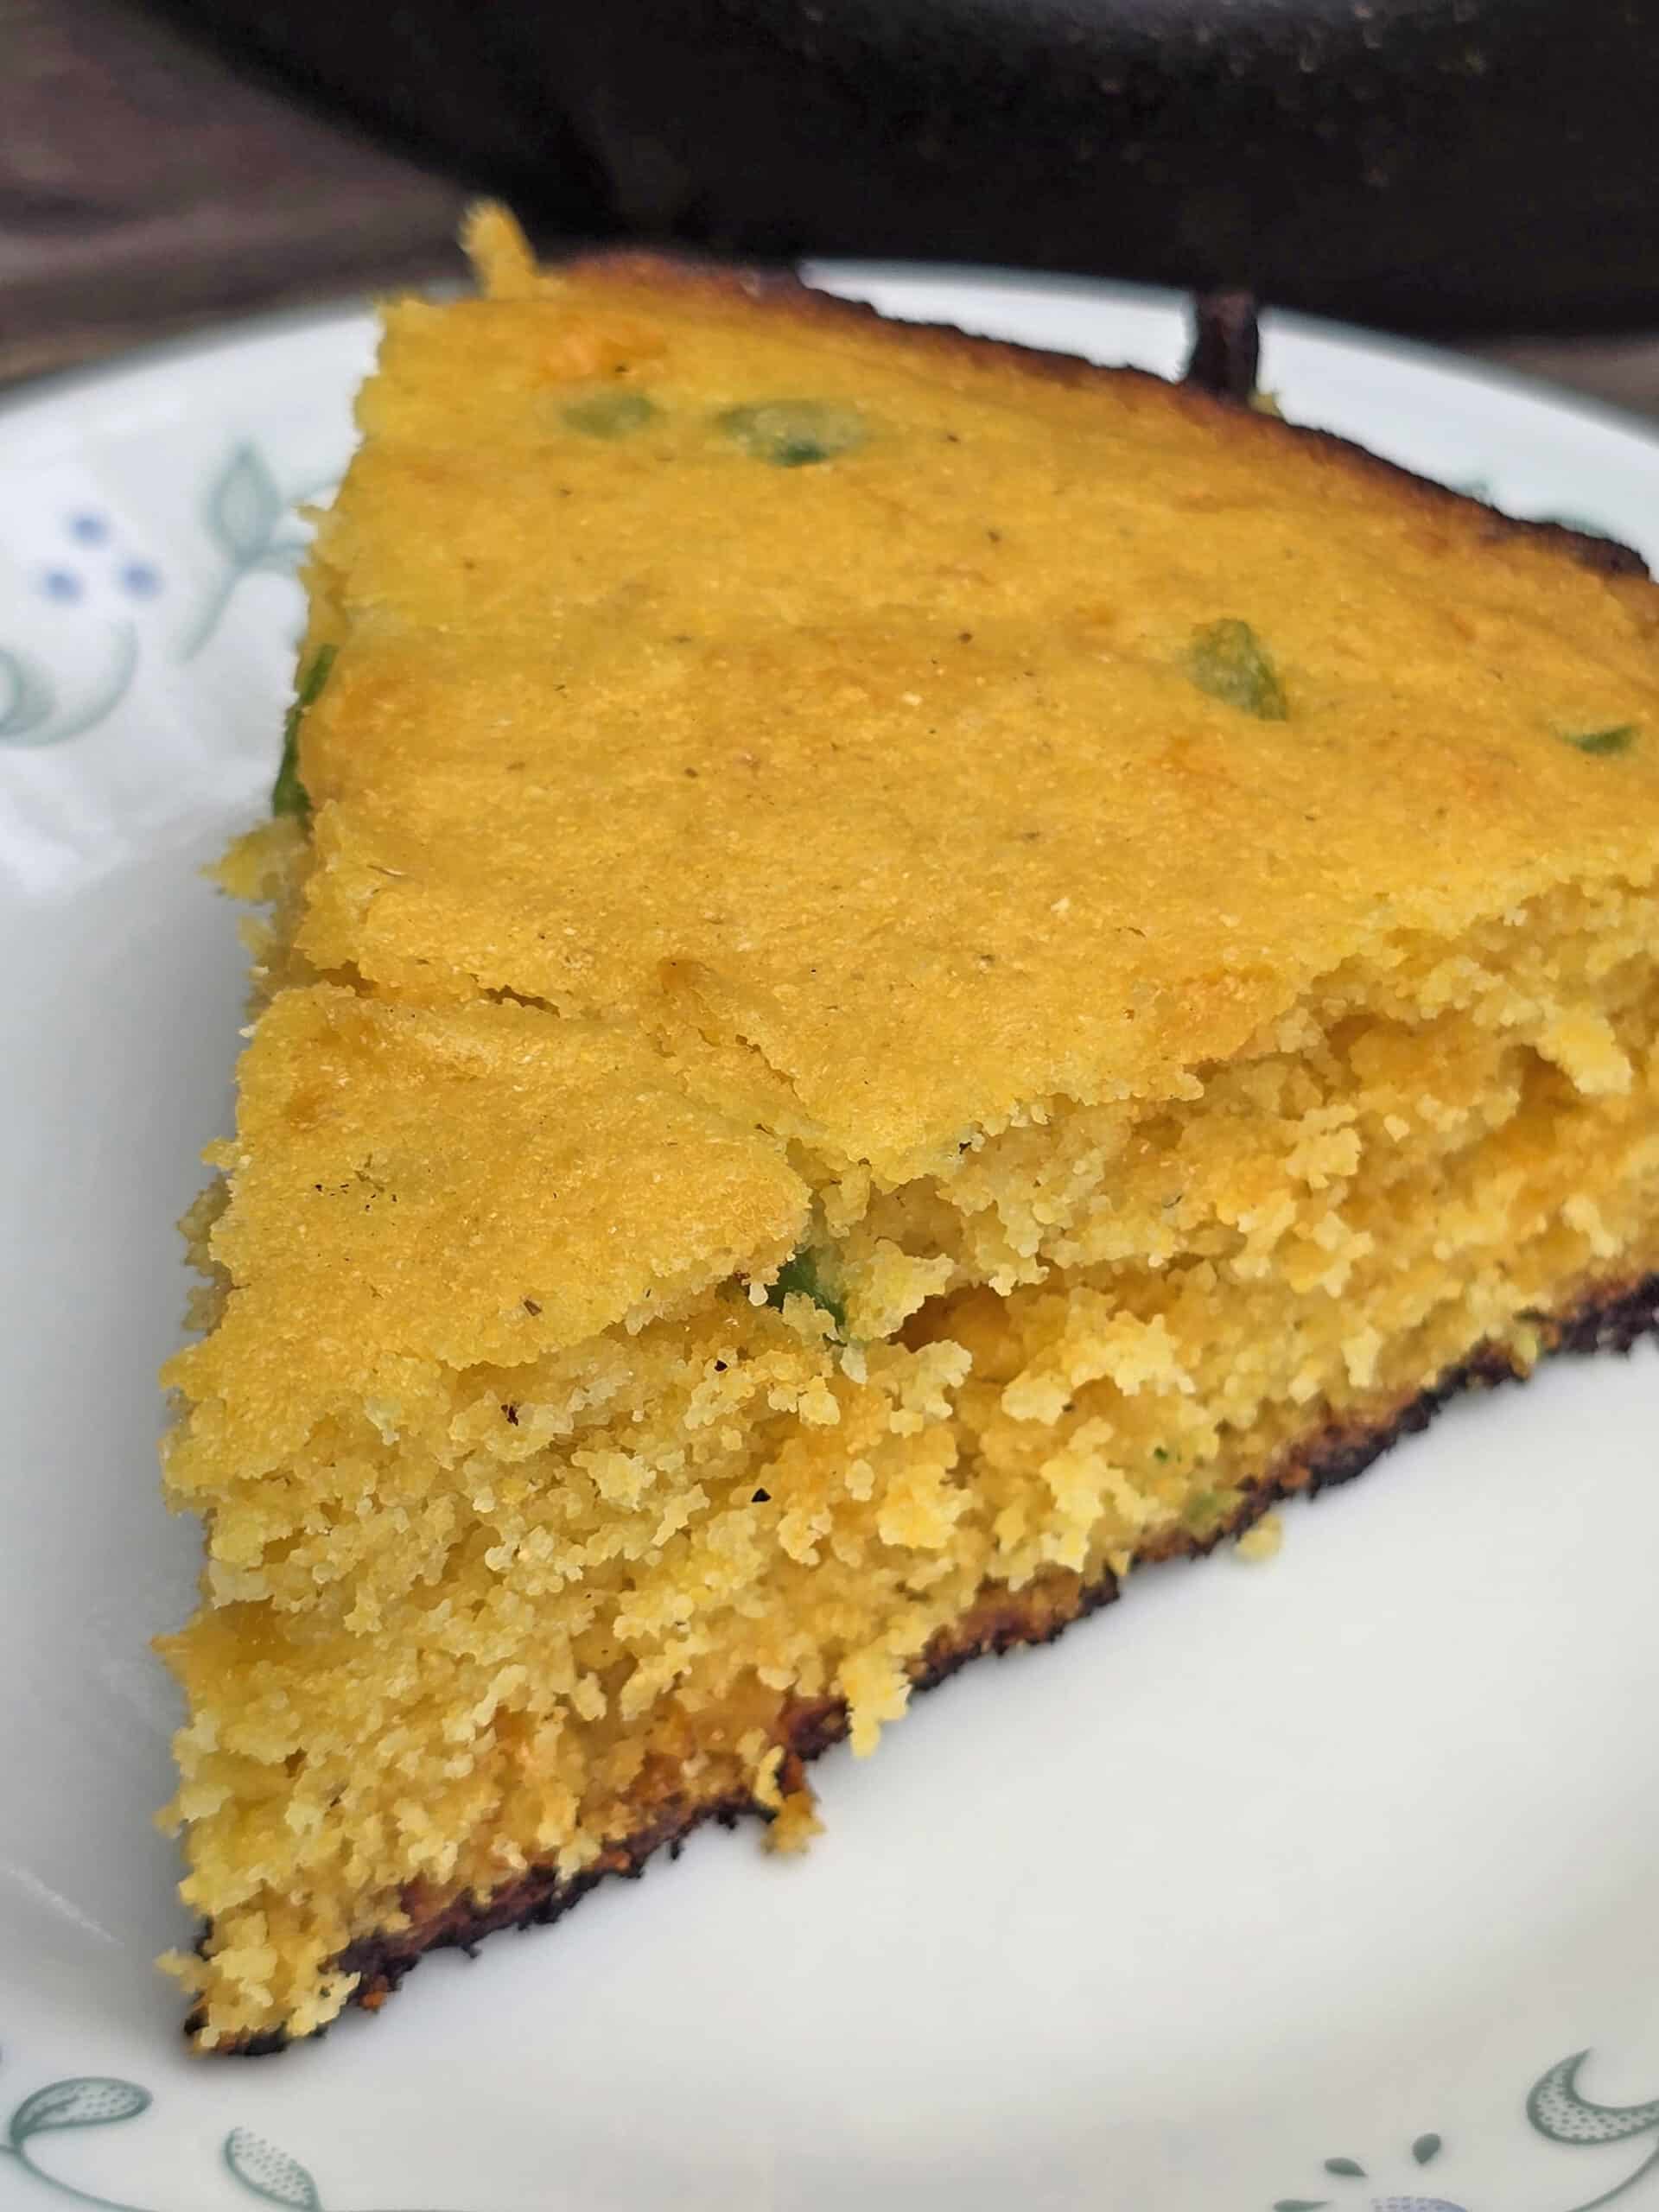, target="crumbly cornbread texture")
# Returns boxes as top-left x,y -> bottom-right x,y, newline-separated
162,210 -> 1659,2050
